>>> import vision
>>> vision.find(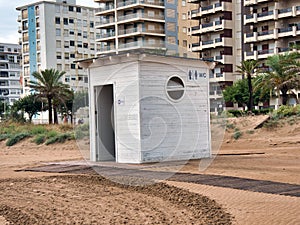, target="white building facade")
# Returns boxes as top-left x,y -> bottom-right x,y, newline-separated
16,0 -> 101,95
0,43 -> 22,105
